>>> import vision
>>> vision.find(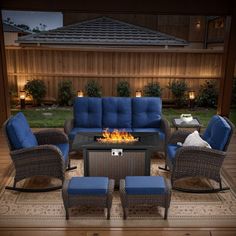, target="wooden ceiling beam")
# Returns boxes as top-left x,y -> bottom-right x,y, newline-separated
0,0 -> 233,15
